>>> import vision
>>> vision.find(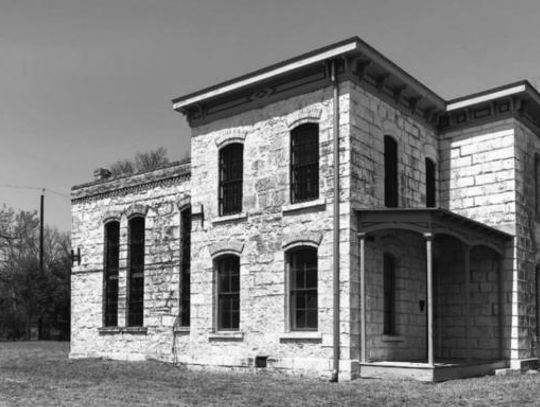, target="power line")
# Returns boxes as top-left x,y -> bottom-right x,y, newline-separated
0,184 -> 70,199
